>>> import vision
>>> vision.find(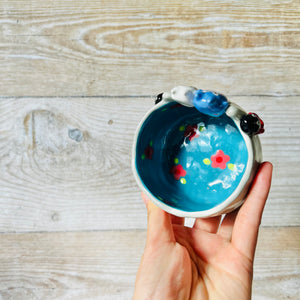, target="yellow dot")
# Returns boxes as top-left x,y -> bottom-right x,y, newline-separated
180,178 -> 186,184
179,125 -> 185,131
203,158 -> 211,165
174,158 -> 179,164
228,163 -> 235,171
